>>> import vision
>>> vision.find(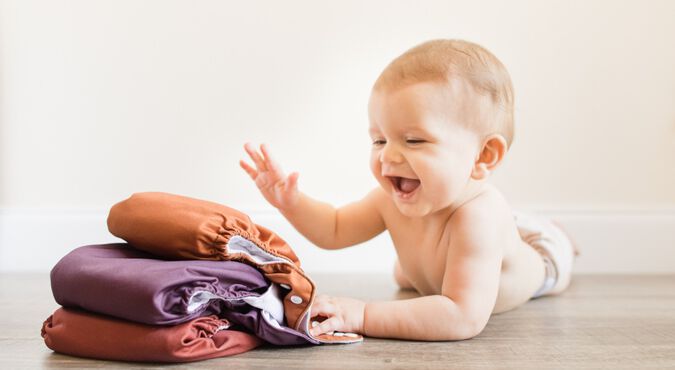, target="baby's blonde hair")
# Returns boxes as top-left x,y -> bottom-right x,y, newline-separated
373,39 -> 515,147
